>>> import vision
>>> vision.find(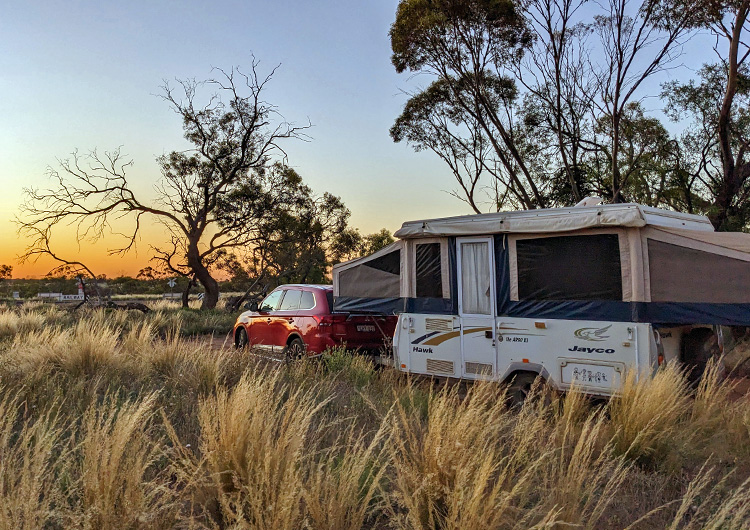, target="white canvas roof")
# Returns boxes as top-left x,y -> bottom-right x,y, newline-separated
393,203 -> 714,239
650,227 -> 750,253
